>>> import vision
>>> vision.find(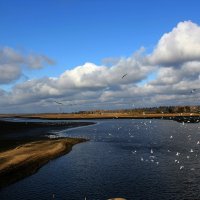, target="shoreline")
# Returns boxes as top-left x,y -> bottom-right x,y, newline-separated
0,120 -> 94,188
1,113 -> 199,123
0,138 -> 87,189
